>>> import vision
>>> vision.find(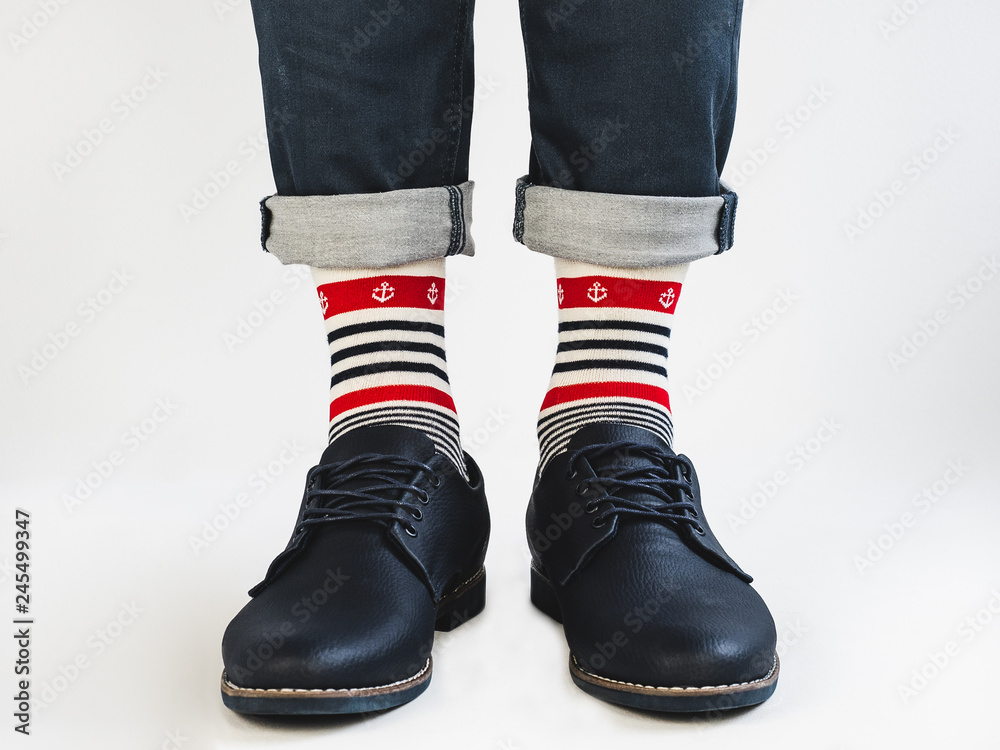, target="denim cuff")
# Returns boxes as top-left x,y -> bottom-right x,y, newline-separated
260,181 -> 475,268
512,176 -> 737,267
